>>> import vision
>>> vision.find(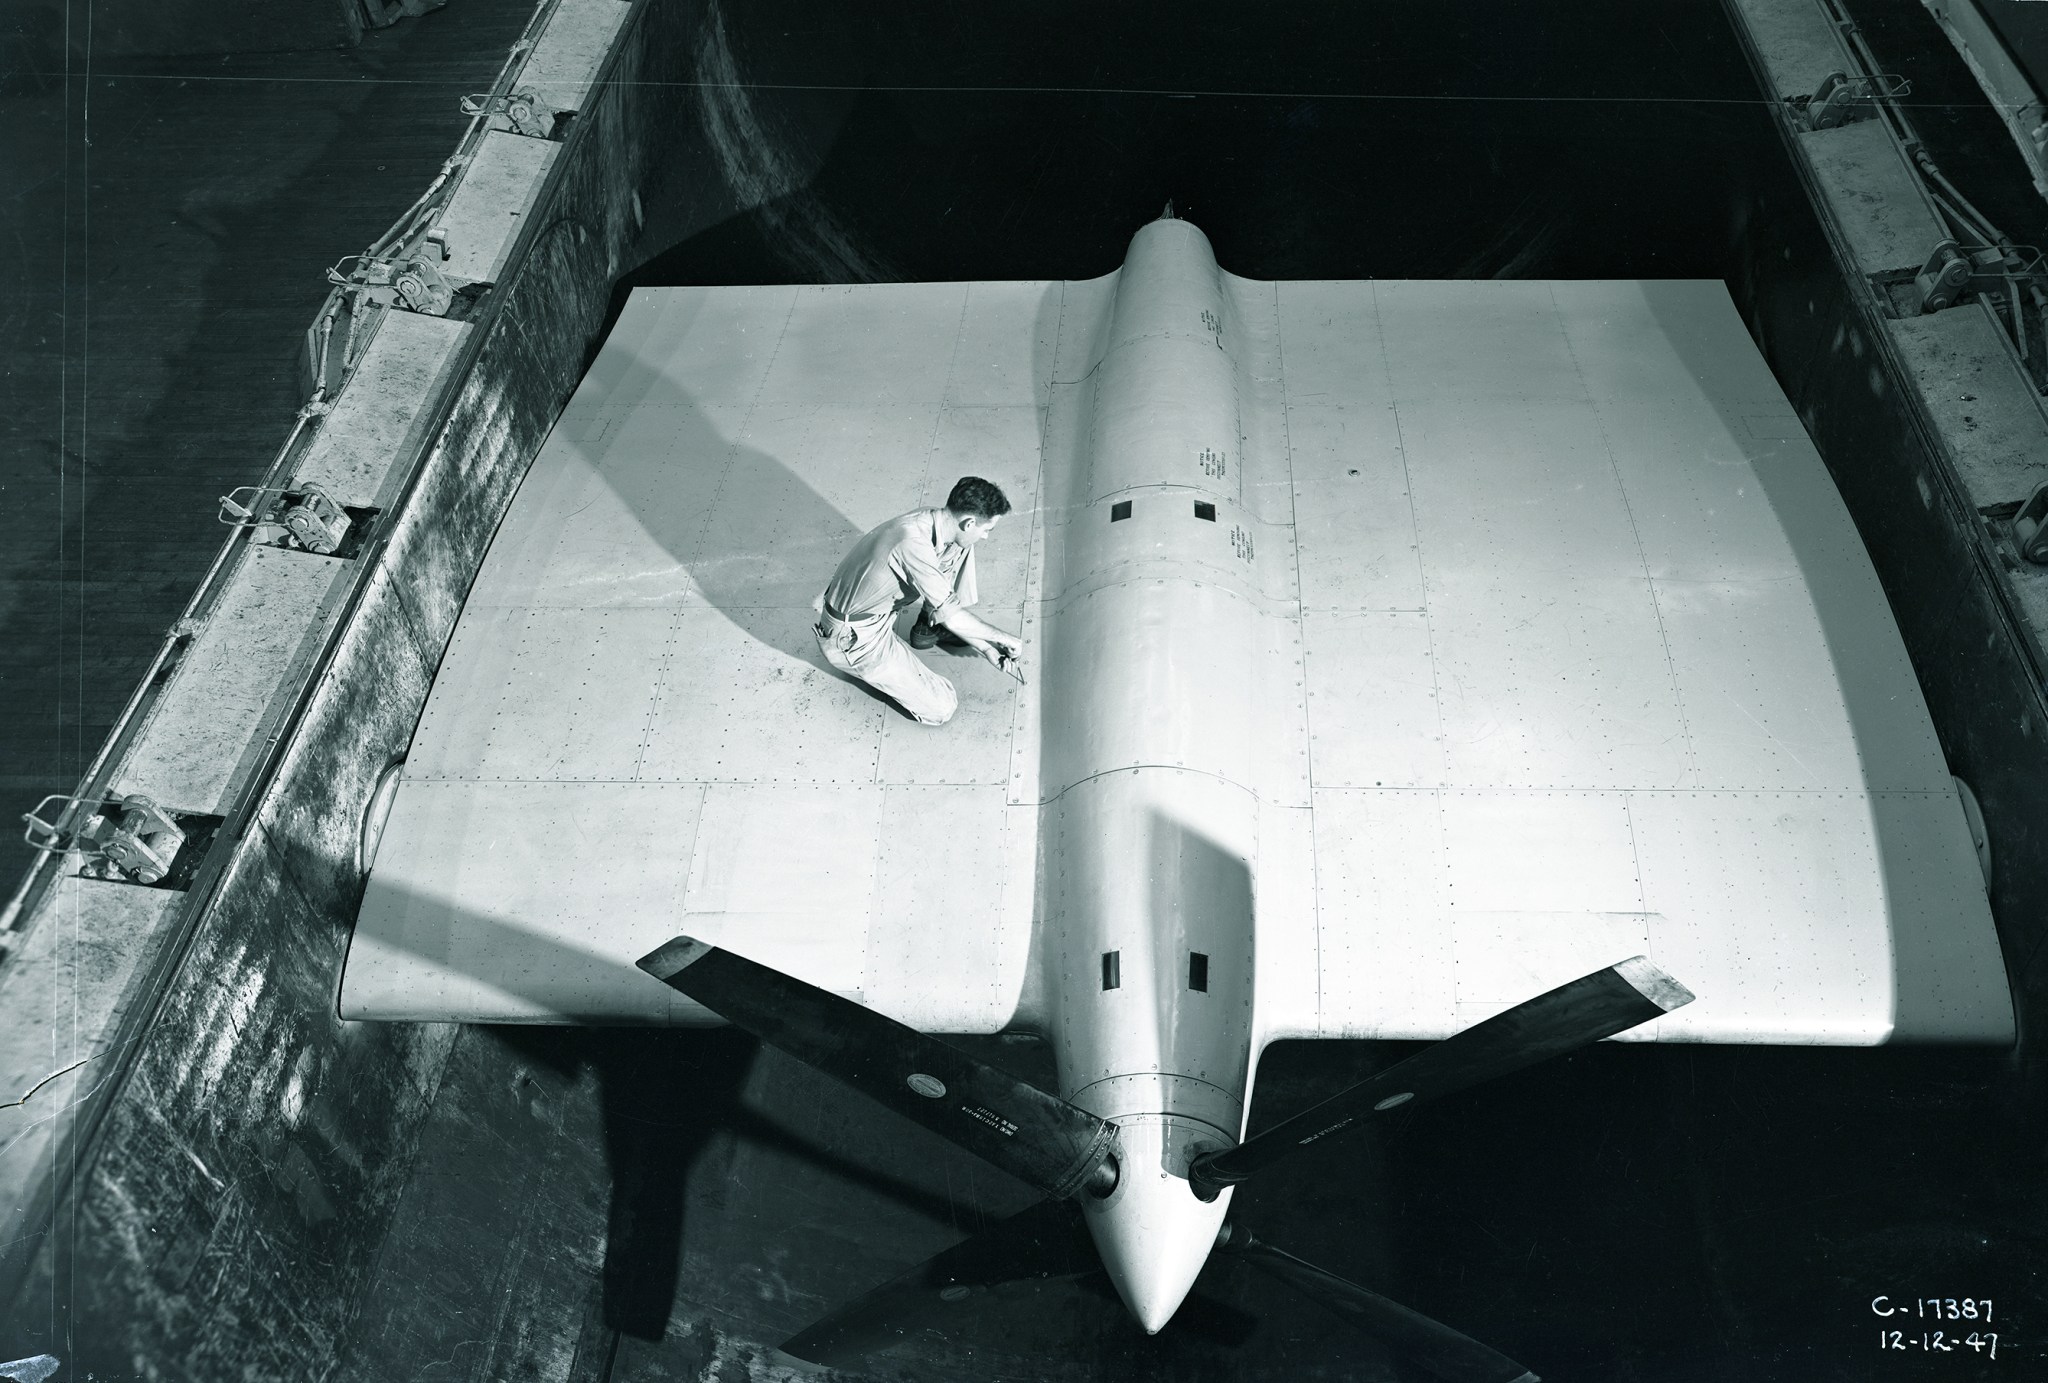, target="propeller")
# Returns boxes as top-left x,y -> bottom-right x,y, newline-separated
1191,956 -> 1693,1200
639,939 -> 1691,1379
1215,1223 -> 1537,1383
636,936 -> 1119,1200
